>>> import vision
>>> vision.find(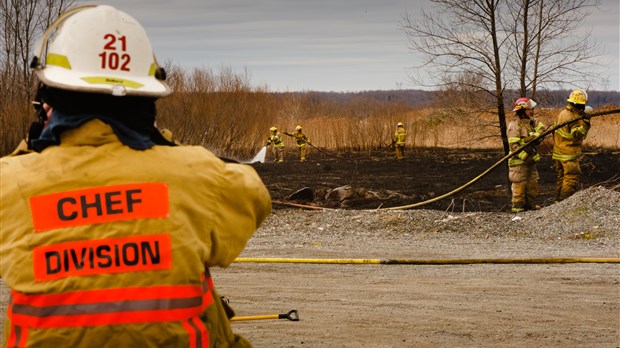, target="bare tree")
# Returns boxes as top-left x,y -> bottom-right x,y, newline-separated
507,0 -> 601,98
1,0 -> 75,100
0,0 -> 75,154
402,0 -> 602,154
402,0 -> 512,152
